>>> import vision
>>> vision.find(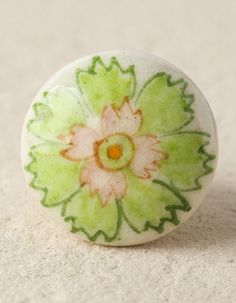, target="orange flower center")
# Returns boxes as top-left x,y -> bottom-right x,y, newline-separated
107,144 -> 123,160
94,134 -> 134,171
